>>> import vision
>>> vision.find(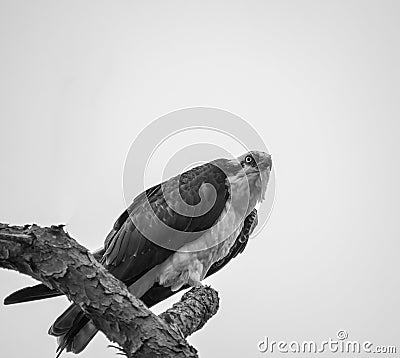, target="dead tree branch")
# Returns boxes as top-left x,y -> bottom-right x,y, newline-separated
0,223 -> 219,358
